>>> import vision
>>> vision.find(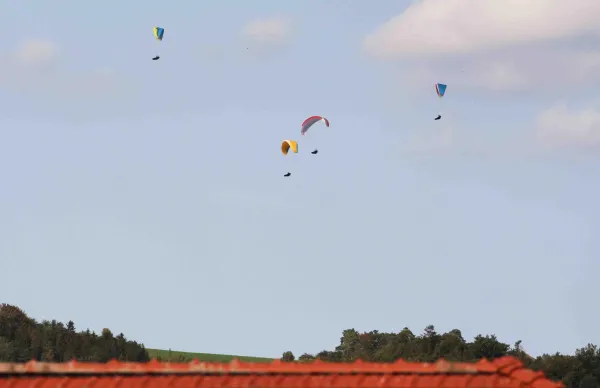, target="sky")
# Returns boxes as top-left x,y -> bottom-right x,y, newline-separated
1,0 -> 600,359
